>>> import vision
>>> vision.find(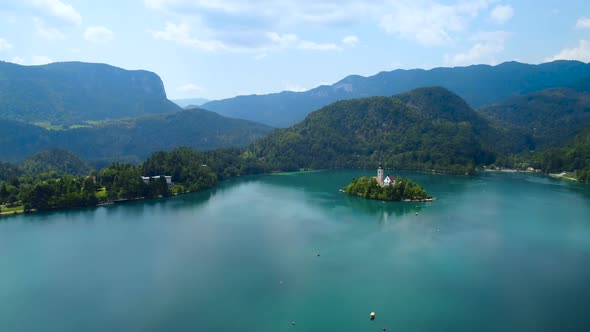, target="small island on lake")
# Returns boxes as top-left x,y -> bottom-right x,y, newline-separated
343,164 -> 432,202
